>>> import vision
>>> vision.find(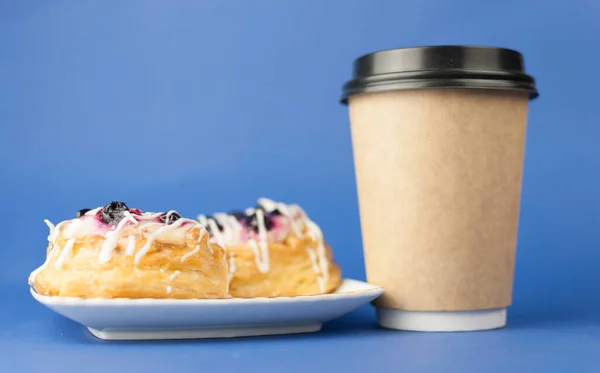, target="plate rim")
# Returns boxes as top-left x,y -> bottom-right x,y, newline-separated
30,278 -> 383,306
